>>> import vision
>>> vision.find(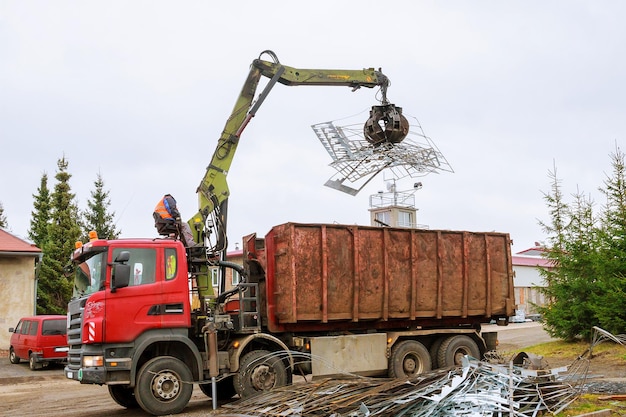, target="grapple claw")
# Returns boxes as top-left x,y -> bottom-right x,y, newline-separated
364,104 -> 409,145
